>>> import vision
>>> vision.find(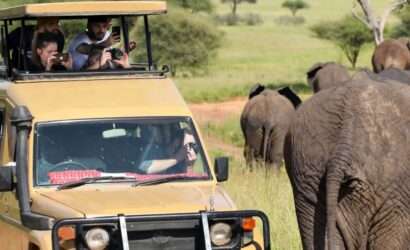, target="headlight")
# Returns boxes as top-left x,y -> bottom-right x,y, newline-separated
210,222 -> 233,246
84,227 -> 110,250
